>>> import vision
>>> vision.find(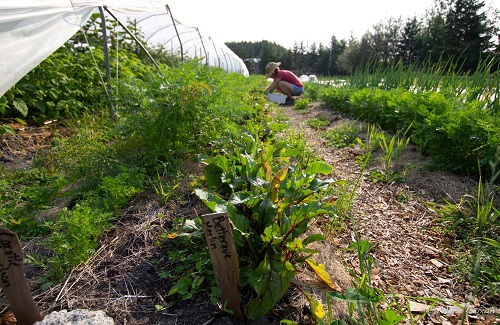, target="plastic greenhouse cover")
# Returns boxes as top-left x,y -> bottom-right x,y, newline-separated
0,0 -> 248,97
114,9 -> 249,77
